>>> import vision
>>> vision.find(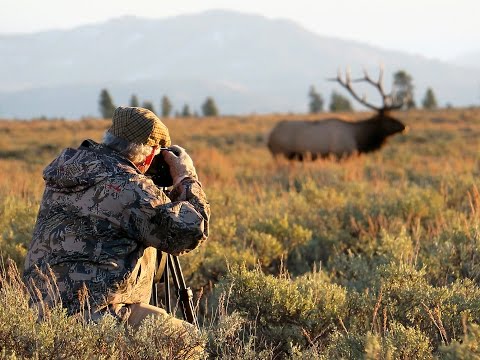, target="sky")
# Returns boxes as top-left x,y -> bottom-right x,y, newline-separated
1,0 -> 479,62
